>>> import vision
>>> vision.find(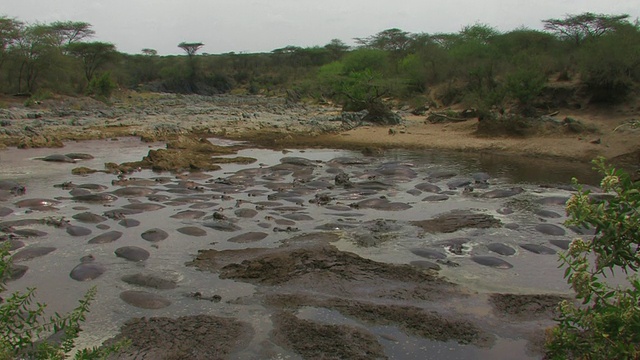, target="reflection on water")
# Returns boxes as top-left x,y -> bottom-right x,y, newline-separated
0,138 -> 595,358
